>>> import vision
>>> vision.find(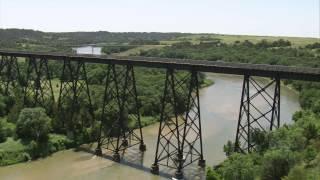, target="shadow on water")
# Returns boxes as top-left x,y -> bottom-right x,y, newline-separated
75,145 -> 205,179
74,146 -> 174,179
